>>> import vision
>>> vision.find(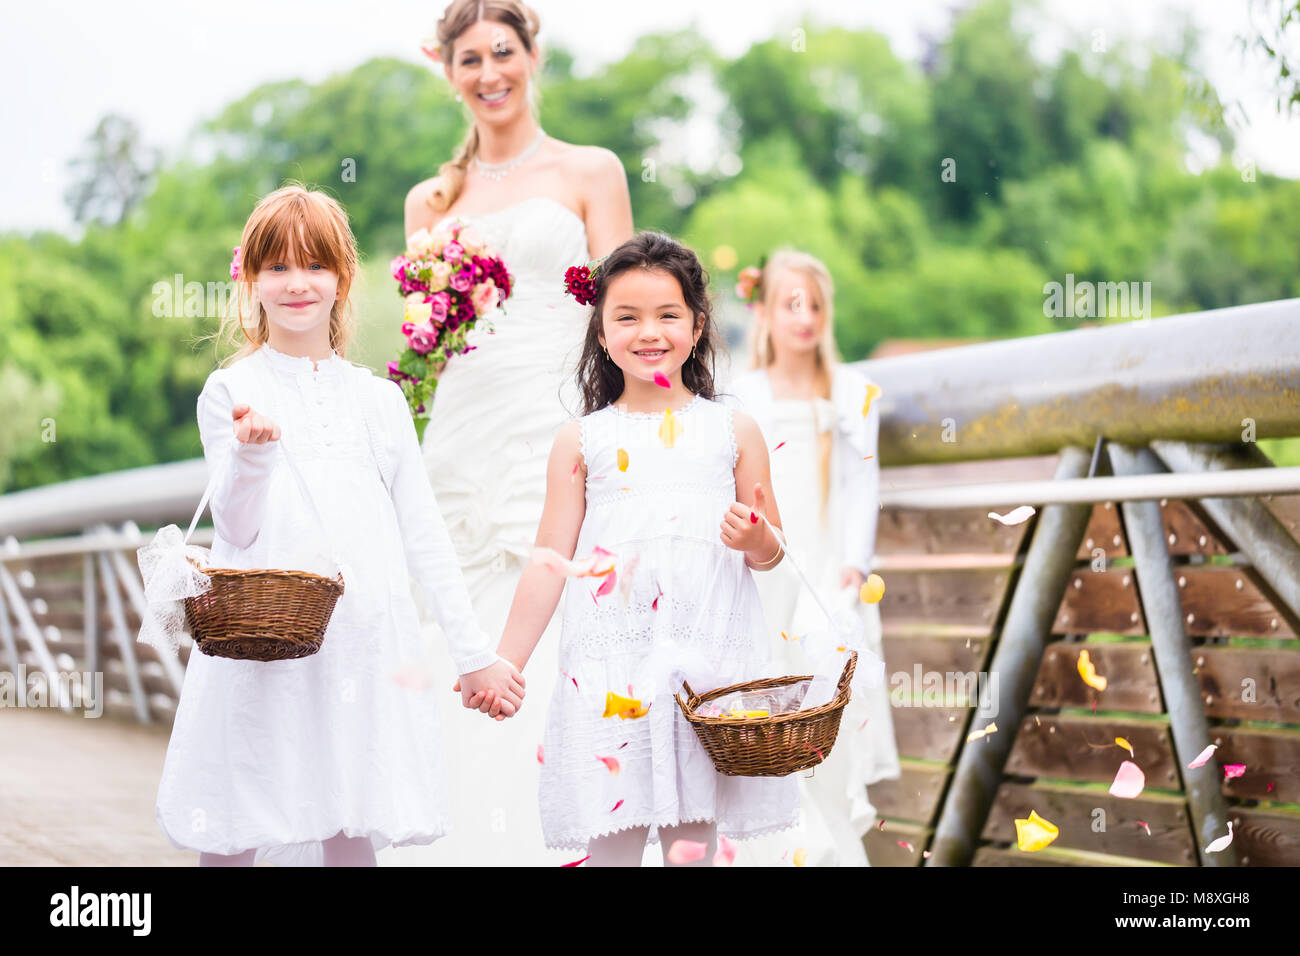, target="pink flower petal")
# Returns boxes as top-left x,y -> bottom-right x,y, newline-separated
536,744 -> 544,764
773,441 -> 786,452
653,372 -> 671,389
610,799 -> 624,812
1224,763 -> 1246,780
1187,743 -> 1218,769
666,839 -> 708,864
596,755 -> 620,775
1205,821 -> 1234,854
1109,760 -> 1146,799
1137,821 -> 1151,836
713,835 -> 736,867
595,569 -> 617,598
561,854 -> 591,867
